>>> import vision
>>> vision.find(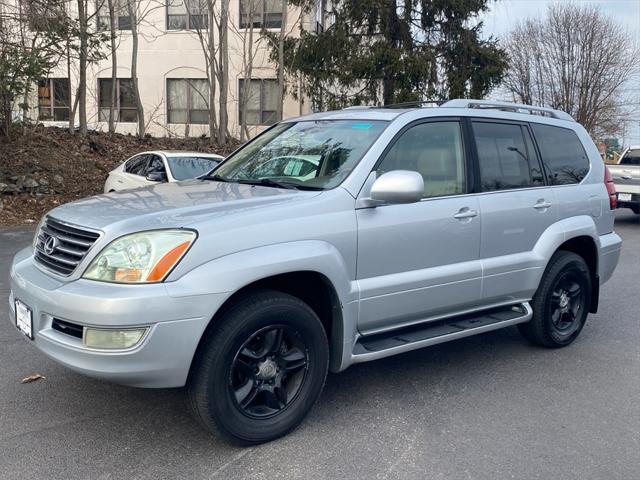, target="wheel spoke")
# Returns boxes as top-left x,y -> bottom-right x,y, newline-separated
551,308 -> 561,325
567,283 -> 581,298
239,347 -> 262,361
264,328 -> 284,355
281,348 -> 307,373
234,379 -> 258,408
234,356 -> 255,376
263,389 -> 284,410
